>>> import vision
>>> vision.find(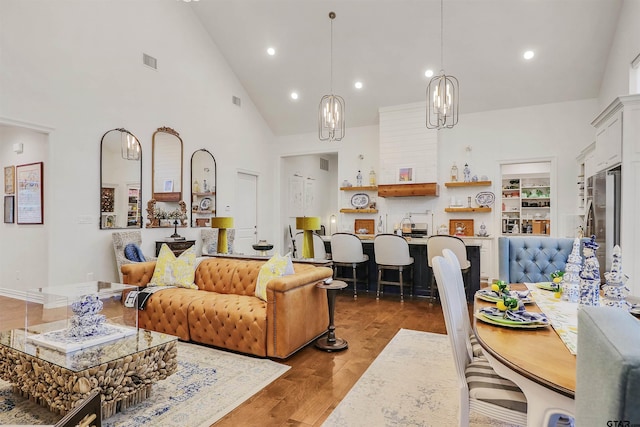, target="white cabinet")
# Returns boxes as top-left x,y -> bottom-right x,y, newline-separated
464,237 -> 494,280
594,109 -> 622,173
